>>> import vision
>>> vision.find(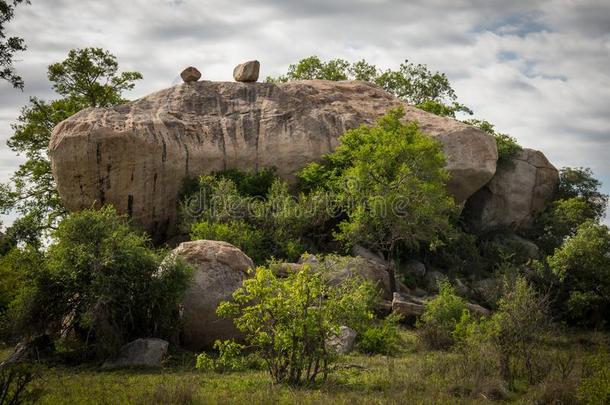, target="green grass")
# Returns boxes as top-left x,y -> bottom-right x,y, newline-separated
5,329 -> 607,405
